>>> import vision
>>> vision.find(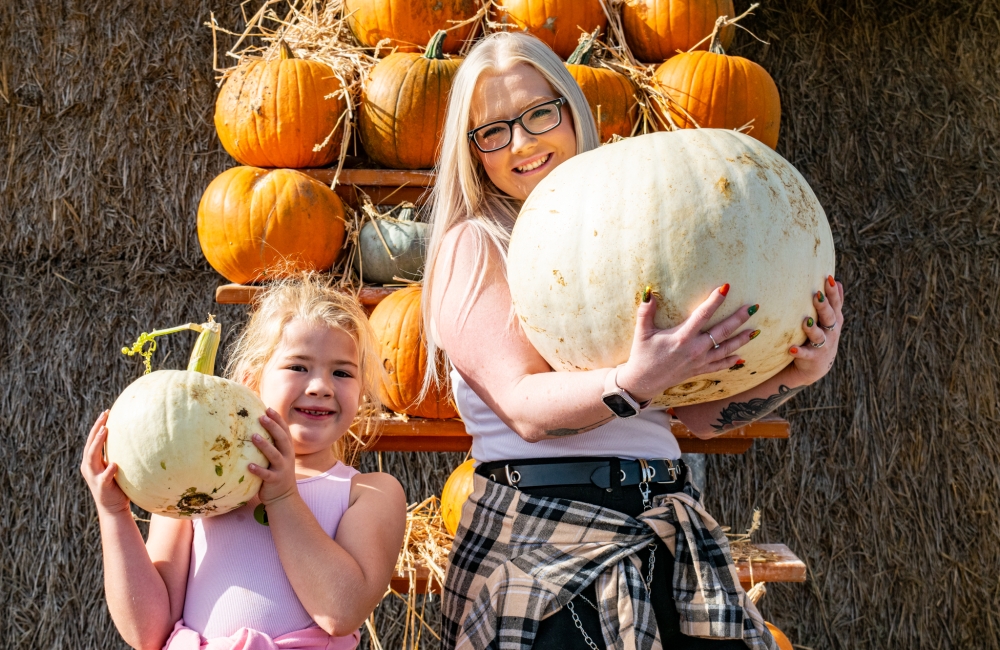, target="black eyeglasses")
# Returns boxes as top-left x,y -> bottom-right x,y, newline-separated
467,97 -> 568,153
